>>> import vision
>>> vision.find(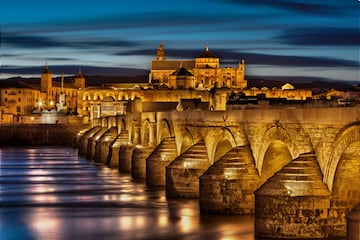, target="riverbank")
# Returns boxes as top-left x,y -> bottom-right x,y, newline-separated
0,124 -> 90,146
